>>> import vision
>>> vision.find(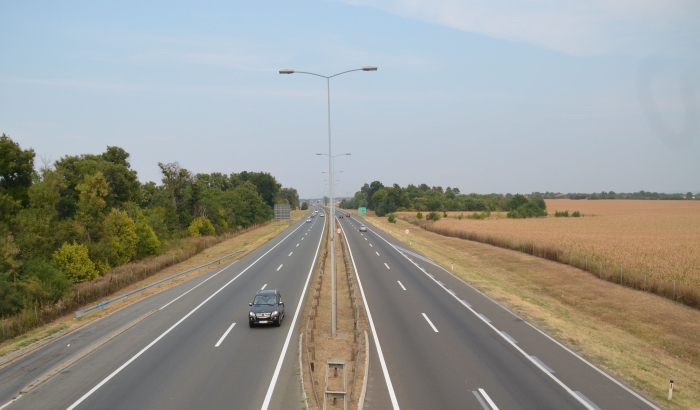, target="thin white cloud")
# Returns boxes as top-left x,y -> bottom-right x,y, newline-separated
341,0 -> 700,55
